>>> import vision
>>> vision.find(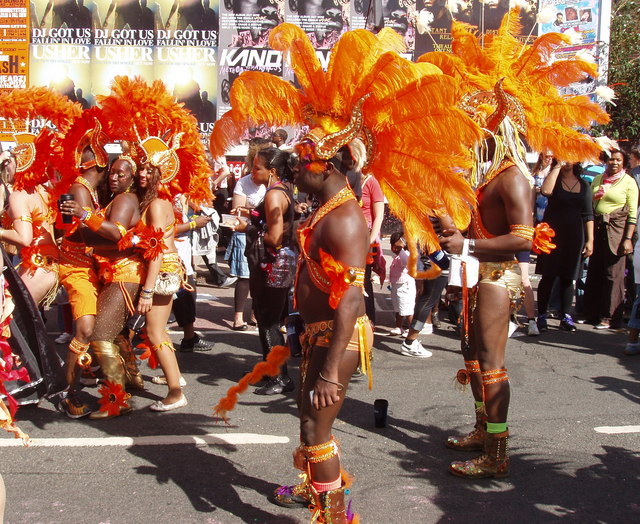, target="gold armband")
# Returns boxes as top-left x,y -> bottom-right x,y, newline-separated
13,215 -> 33,224
510,224 -> 534,242
114,222 -> 127,238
